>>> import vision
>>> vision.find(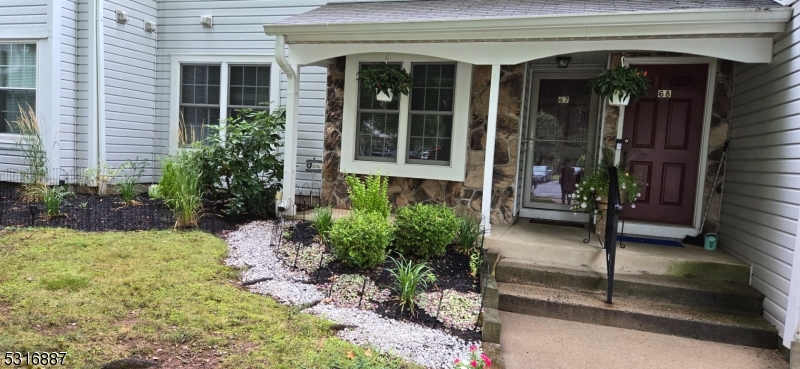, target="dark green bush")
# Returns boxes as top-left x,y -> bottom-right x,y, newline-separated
195,107 -> 285,217
393,203 -> 459,259
329,210 -> 393,269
